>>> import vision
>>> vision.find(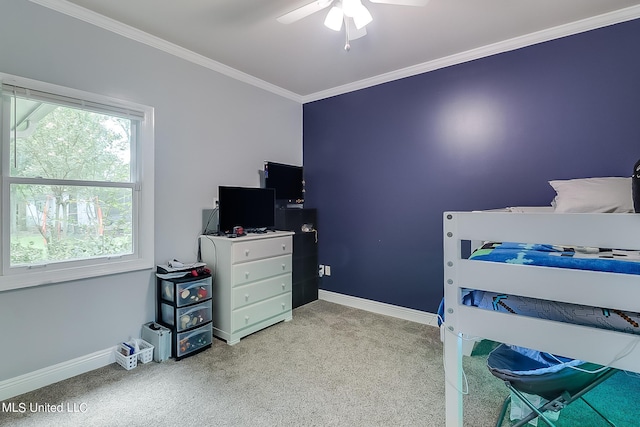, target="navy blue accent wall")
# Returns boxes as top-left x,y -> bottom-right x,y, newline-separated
303,19 -> 640,313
